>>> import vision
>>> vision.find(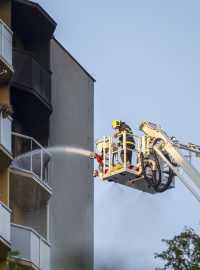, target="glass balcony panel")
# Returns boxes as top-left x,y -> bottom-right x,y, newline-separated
32,56 -> 42,96
0,19 -> 12,67
42,67 -> 51,102
0,202 -> 11,243
11,133 -> 52,186
12,49 -> 51,105
30,232 -> 40,266
12,50 -> 32,87
11,224 -> 31,259
0,23 -> 2,55
11,224 -> 50,270
0,115 -> 12,152
40,239 -> 50,270
2,26 -> 12,65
